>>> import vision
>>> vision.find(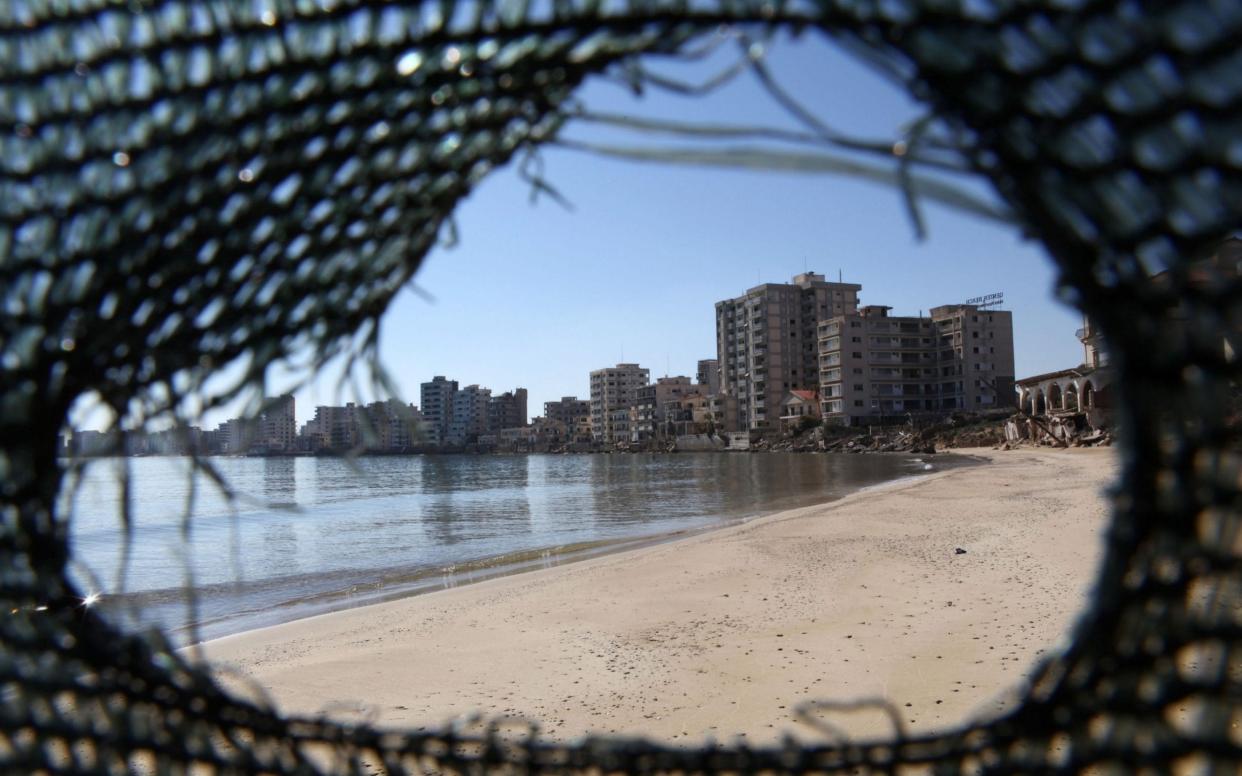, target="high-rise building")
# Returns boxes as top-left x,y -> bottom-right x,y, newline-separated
363,399 -> 423,450
419,376 -> 458,445
220,417 -> 257,454
488,388 -> 528,431
696,359 -> 720,395
817,303 -> 1014,425
544,396 -> 590,429
715,272 -> 861,433
928,303 -> 1015,411
258,394 -> 296,451
448,384 -> 491,444
310,403 -> 362,449
634,376 -> 697,442
589,363 -> 650,444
